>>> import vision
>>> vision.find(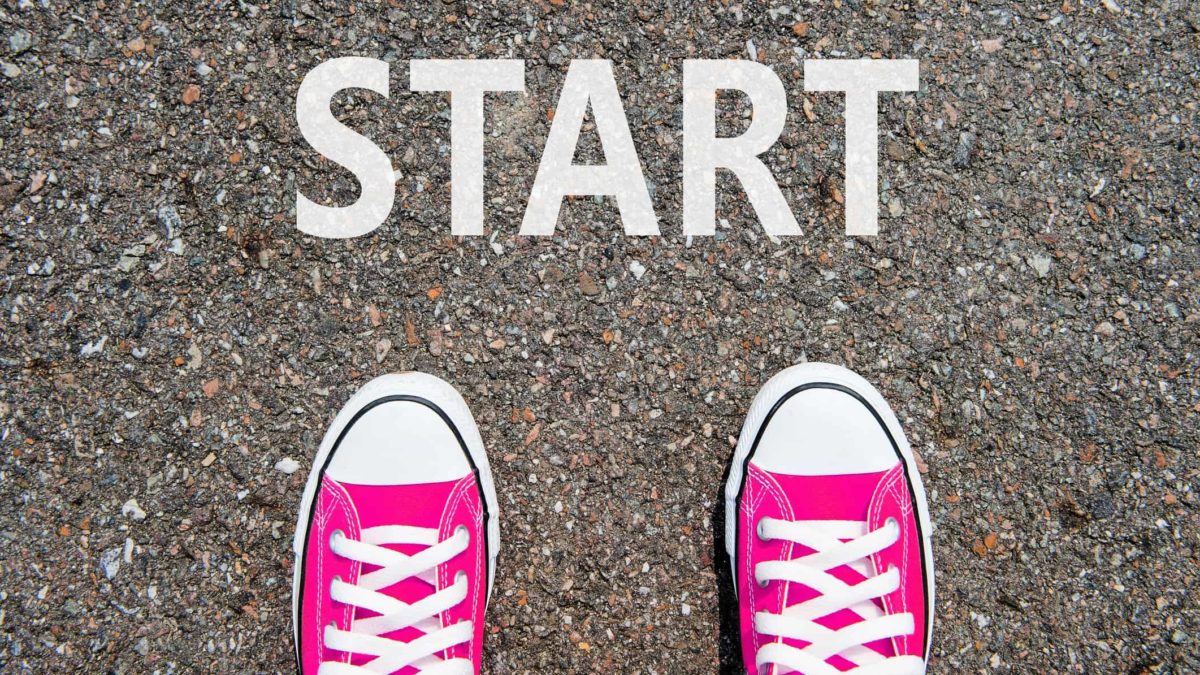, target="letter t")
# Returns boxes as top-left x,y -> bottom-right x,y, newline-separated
805,59 -> 918,236
411,60 -> 526,235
